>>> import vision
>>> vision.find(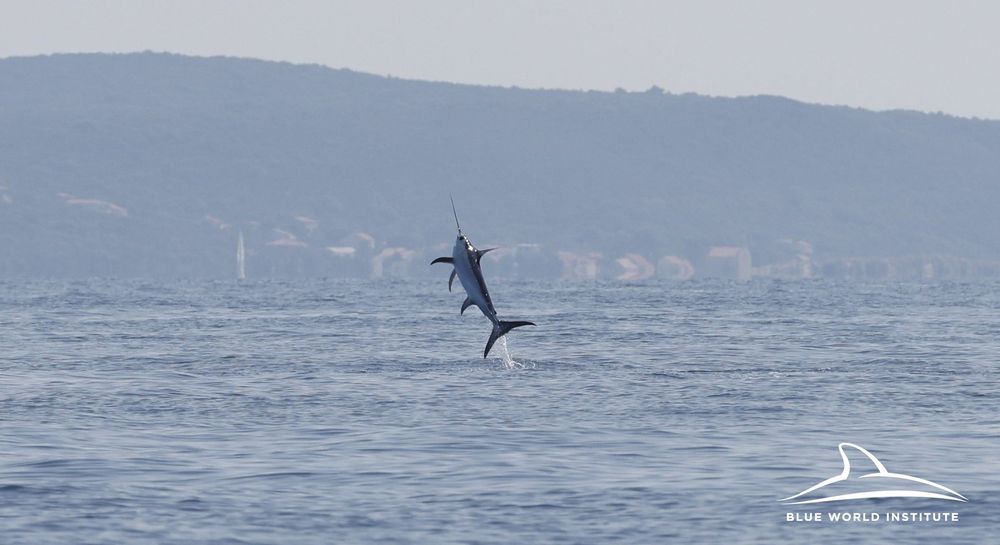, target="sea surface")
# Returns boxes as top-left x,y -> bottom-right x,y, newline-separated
1,279 -> 998,544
